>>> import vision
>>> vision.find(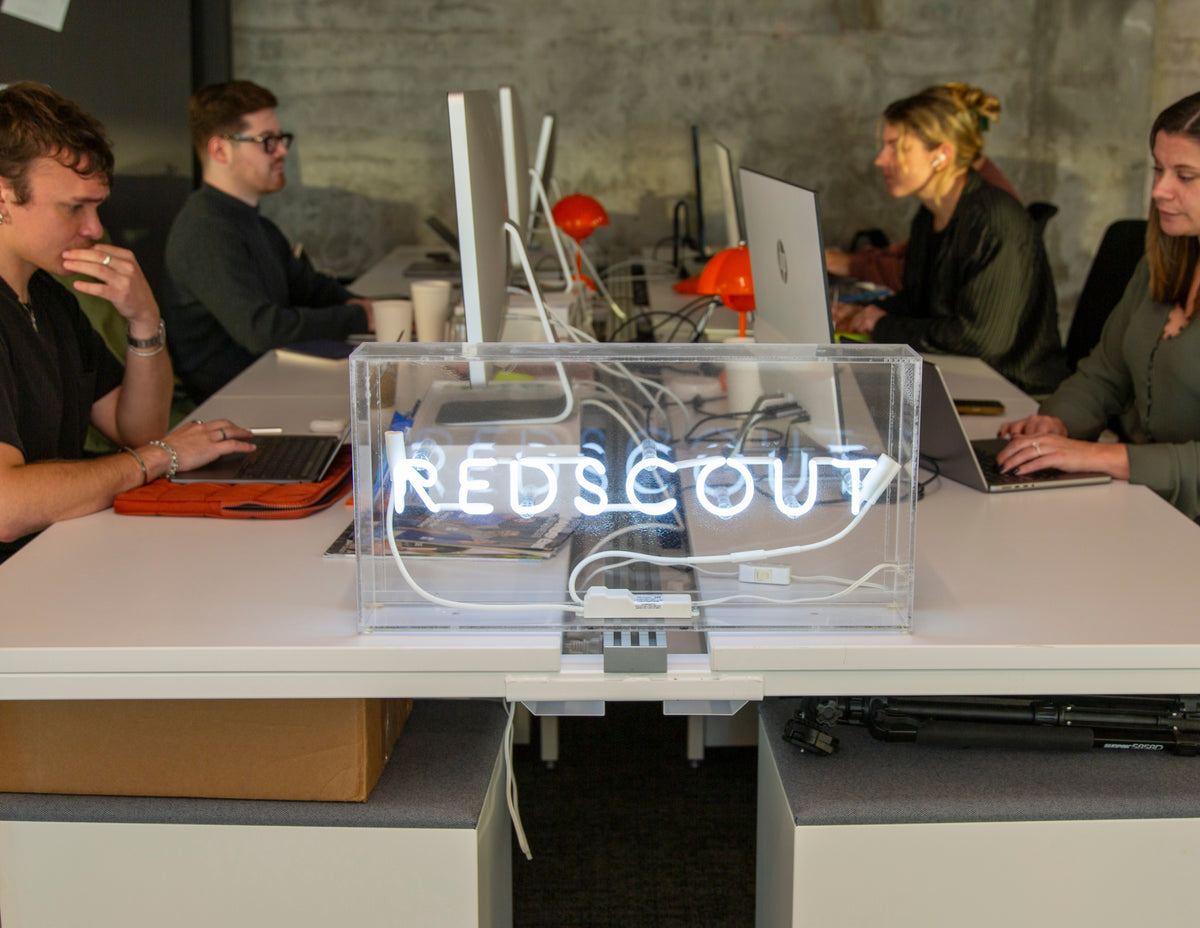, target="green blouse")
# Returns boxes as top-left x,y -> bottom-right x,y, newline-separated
1040,258 -> 1200,519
